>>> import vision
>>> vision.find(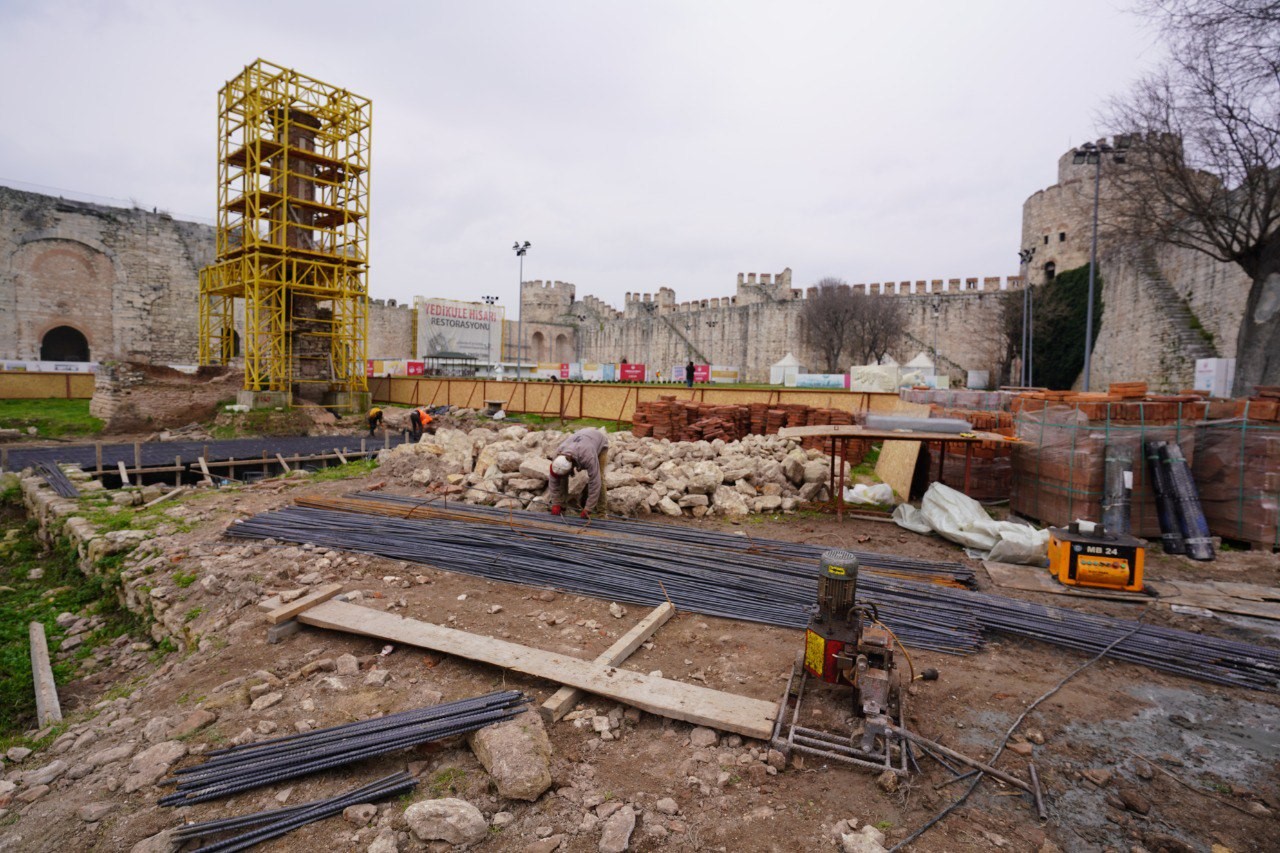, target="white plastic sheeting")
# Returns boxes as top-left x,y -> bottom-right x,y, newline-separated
892,482 -> 1049,565
843,483 -> 897,506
